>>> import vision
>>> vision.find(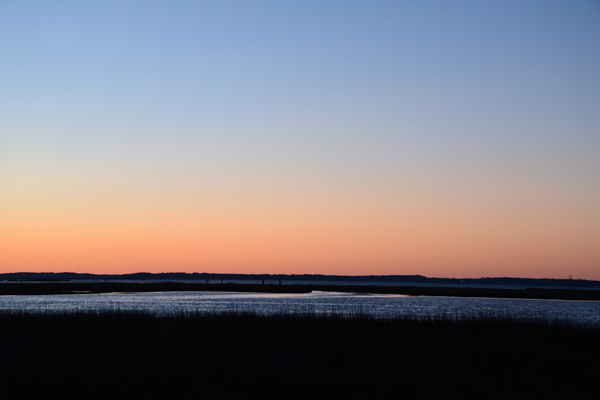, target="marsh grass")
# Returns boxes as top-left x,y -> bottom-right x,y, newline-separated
0,310 -> 597,399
